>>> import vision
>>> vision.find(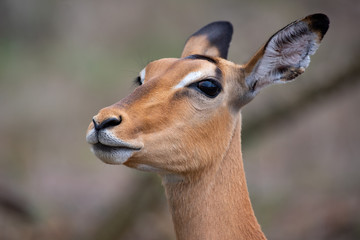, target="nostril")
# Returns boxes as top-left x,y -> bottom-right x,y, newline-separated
93,116 -> 122,131
93,119 -> 99,130
102,116 -> 122,129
